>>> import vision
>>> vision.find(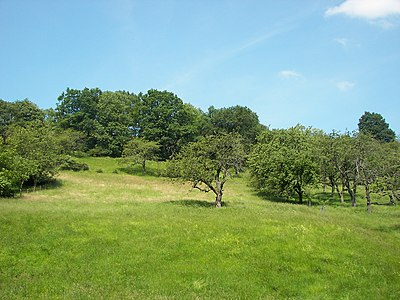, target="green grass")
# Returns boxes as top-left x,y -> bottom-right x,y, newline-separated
1,157 -> 399,299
